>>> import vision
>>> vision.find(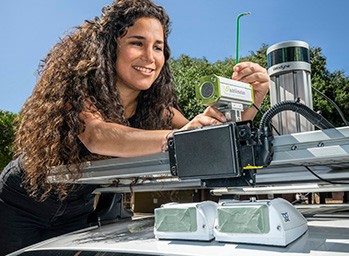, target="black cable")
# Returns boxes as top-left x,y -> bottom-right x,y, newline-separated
303,165 -> 349,185
259,99 -> 335,132
252,103 -> 280,135
312,86 -> 349,126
